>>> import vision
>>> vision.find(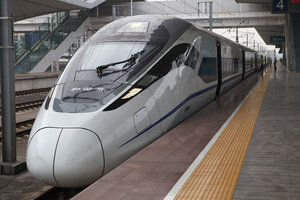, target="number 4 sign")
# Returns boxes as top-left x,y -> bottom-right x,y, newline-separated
273,0 -> 288,12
